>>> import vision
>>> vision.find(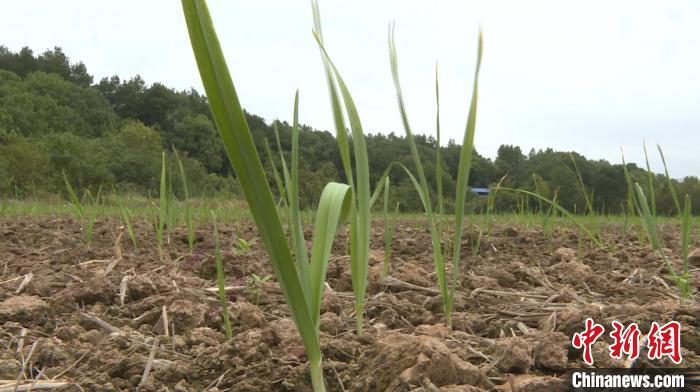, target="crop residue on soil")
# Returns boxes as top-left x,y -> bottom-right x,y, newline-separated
0,217 -> 698,391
